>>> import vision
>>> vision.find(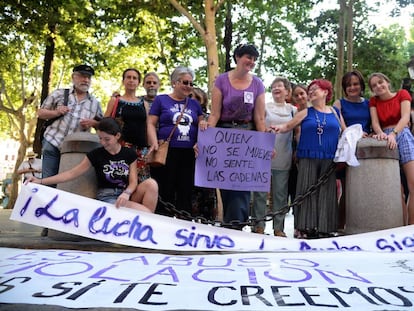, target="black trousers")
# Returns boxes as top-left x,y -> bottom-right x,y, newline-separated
152,147 -> 195,215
